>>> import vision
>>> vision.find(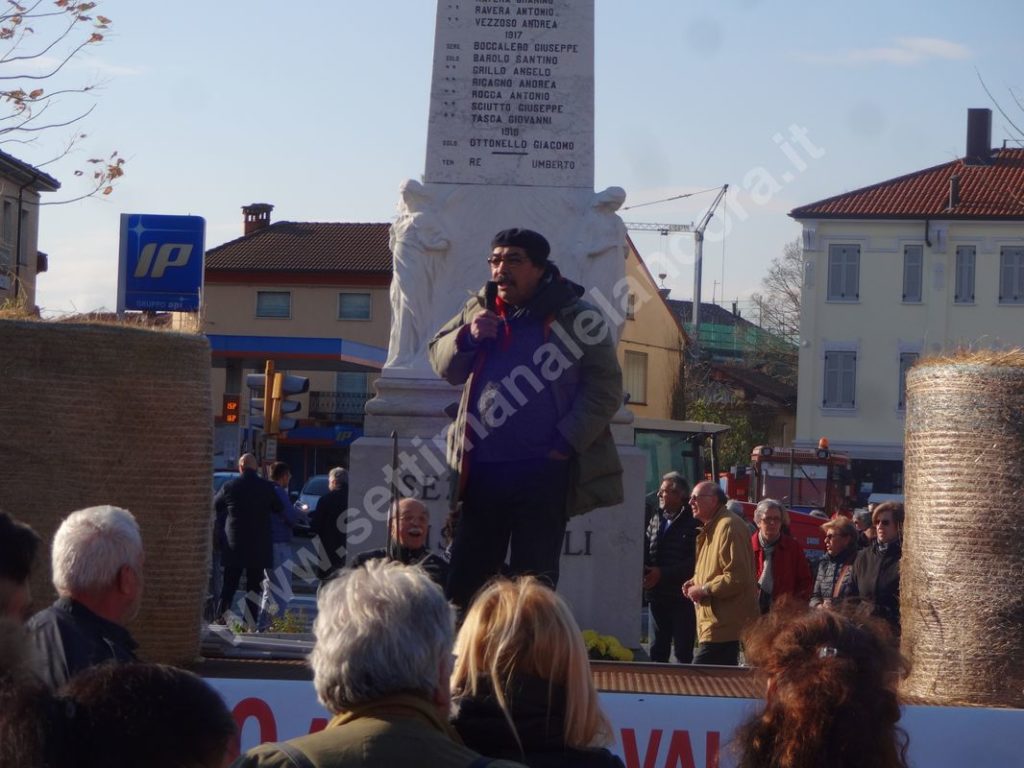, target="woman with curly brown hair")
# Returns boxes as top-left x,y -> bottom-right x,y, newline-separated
733,599 -> 910,768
